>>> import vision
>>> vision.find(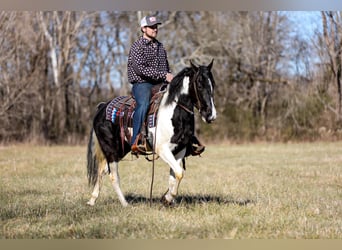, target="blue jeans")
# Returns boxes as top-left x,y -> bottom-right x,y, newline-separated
131,82 -> 153,146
